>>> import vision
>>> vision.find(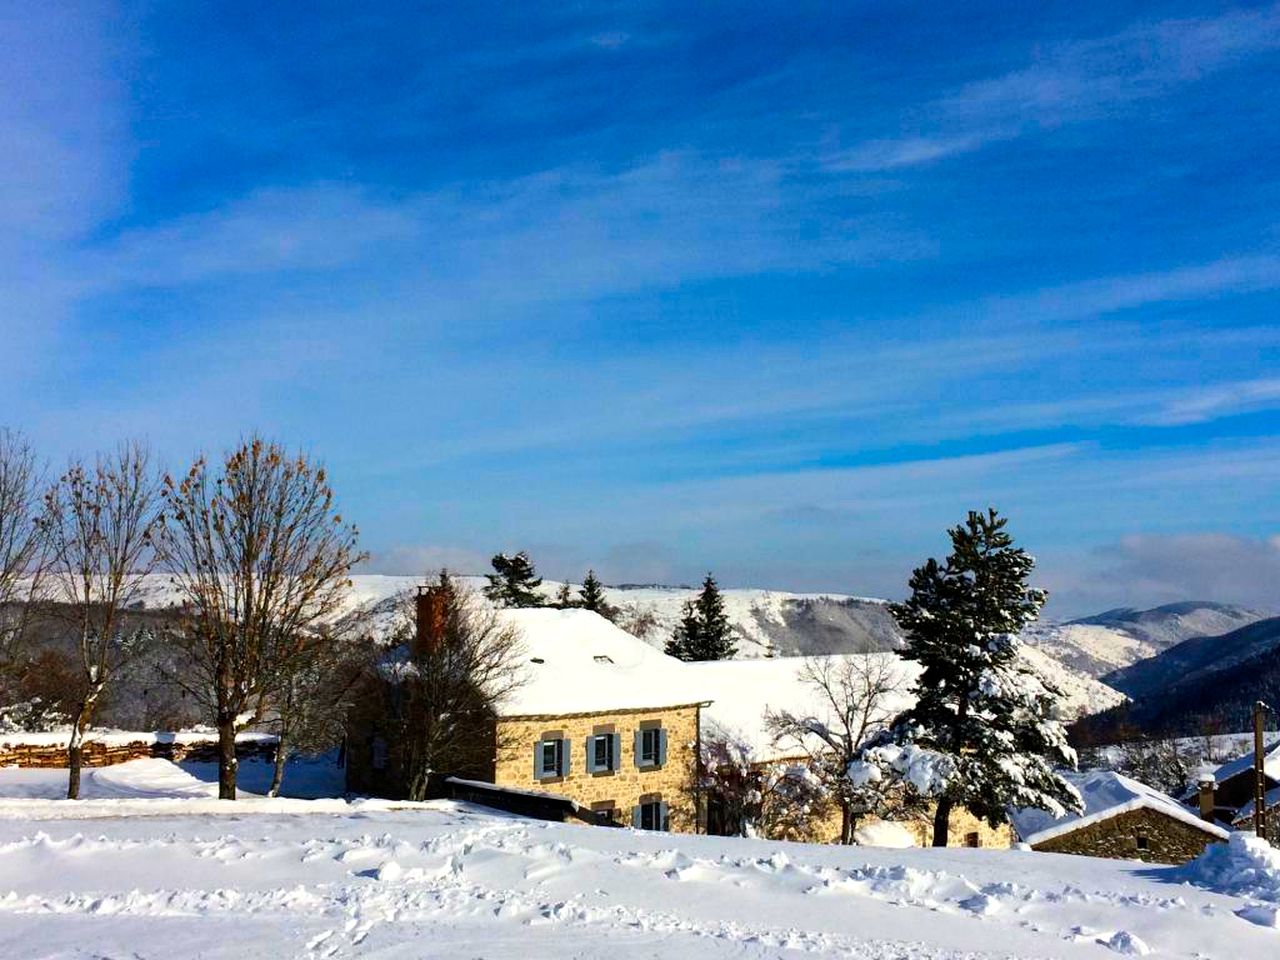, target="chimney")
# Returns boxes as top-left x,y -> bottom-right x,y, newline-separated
1197,775 -> 1216,822
414,584 -> 447,656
